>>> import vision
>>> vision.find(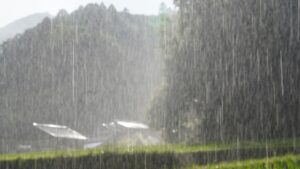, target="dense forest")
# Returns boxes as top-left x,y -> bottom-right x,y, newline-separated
0,3 -> 162,145
149,0 -> 300,143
